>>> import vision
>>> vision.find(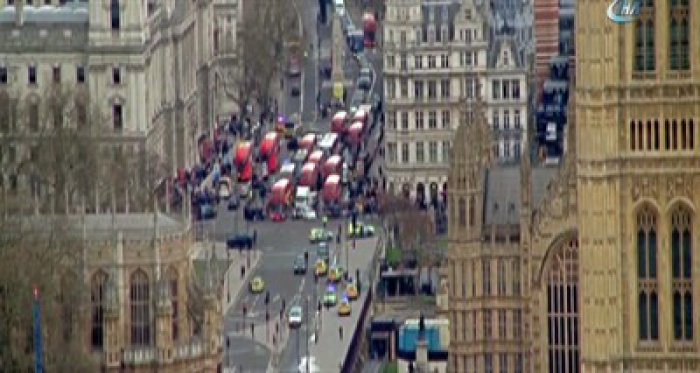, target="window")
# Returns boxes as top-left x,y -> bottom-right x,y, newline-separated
514,110 -> 521,129
483,260 -> 491,295
671,205 -> 692,341
441,110 -> 450,129
77,66 -> 85,83
468,196 -> 475,227
503,110 -> 510,129
387,111 -> 396,129
440,79 -> 450,98
637,205 -> 659,341
669,0 -> 690,71
387,142 -> 397,163
428,81 -> 437,99
401,143 -> 409,163
466,52 -> 473,66
442,141 -> 450,163
428,111 -> 437,129
513,309 -> 522,339
416,142 -> 424,163
401,112 -> 409,130
52,65 -> 61,84
169,269 -> 179,341
492,80 -> 501,99
415,111 -> 424,130
498,260 -> 506,295
499,354 -> 507,373
485,354 -> 493,373
400,78 -> 408,97
29,103 -> 39,132
515,353 -> 523,373
466,29 -> 472,42
441,54 -> 449,68
502,80 -> 510,99
634,1 -> 655,71
429,142 -> 437,163
111,0 -> 121,30
460,52 -> 466,66
492,110 -> 500,129
428,55 -> 436,68
512,79 -> 520,99
386,55 -> 395,69
0,67 -> 6,84
484,309 -> 492,339
28,65 -> 37,85
113,104 -> 123,131
112,67 -> 121,85
414,55 -> 422,69
386,79 -> 395,99
400,54 -> 407,70
498,310 -> 507,339
547,238 -> 580,373
458,198 -> 466,227
465,78 -> 474,98
414,80 -> 424,99
130,270 -> 151,346
91,271 -> 108,350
